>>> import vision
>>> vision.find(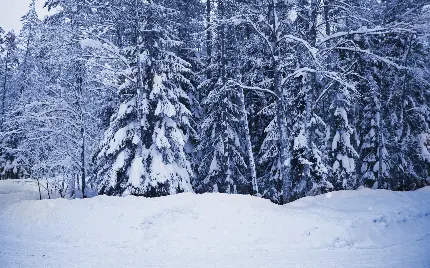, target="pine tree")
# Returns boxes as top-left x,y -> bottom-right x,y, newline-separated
0,31 -> 19,180
1,0 -> 428,201
195,0 -> 252,195
96,0 -> 194,197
